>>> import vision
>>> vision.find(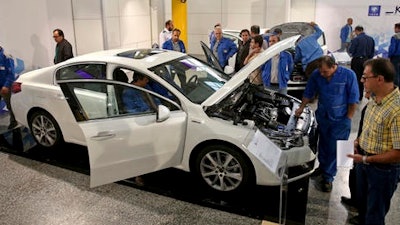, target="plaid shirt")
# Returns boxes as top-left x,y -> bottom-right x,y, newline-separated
359,87 -> 400,154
